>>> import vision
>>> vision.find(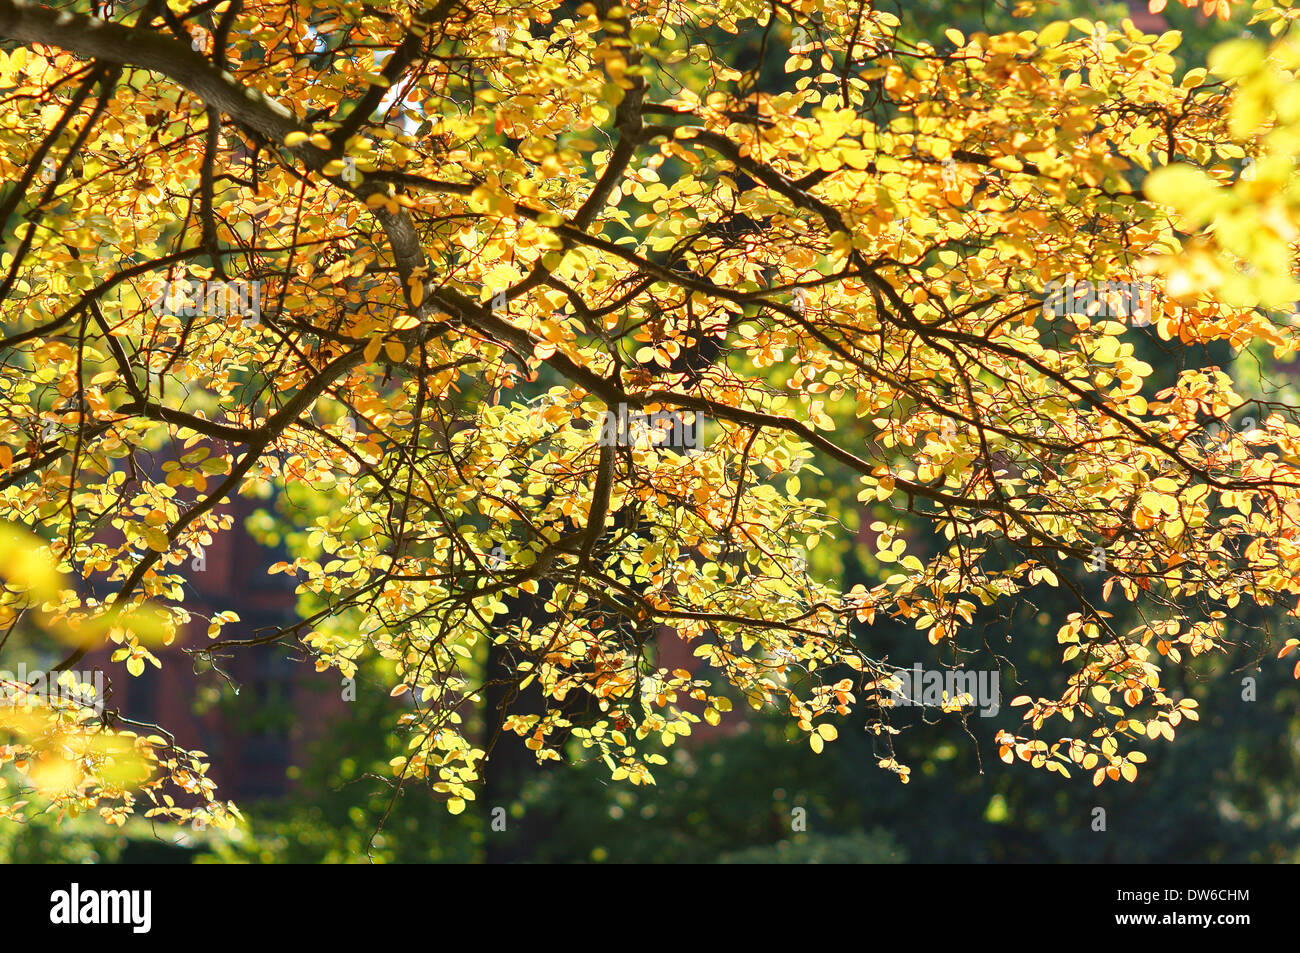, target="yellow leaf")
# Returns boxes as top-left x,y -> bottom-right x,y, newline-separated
1144,165 -> 1213,212
144,528 -> 170,552
1036,21 -> 1069,47
0,523 -> 64,598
